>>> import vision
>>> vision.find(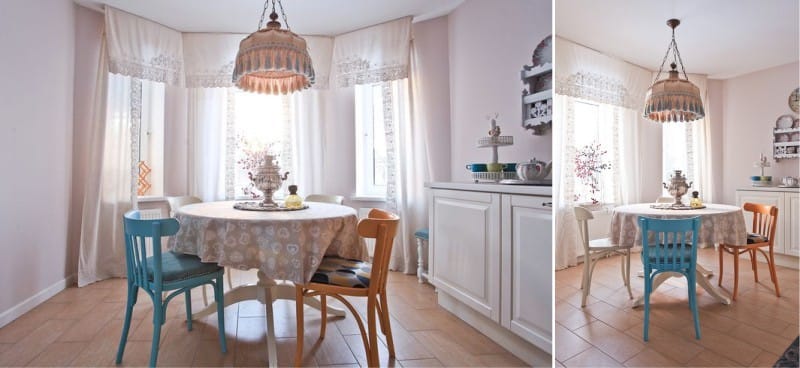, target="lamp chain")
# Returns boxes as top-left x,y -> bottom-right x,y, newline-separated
276,0 -> 291,30
650,26 -> 691,84
257,0 -> 291,30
